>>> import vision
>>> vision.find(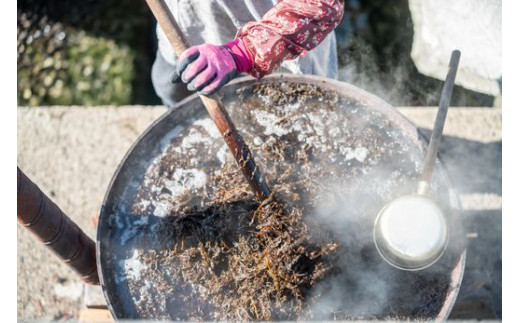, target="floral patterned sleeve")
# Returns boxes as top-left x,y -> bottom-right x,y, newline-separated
236,0 -> 345,79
